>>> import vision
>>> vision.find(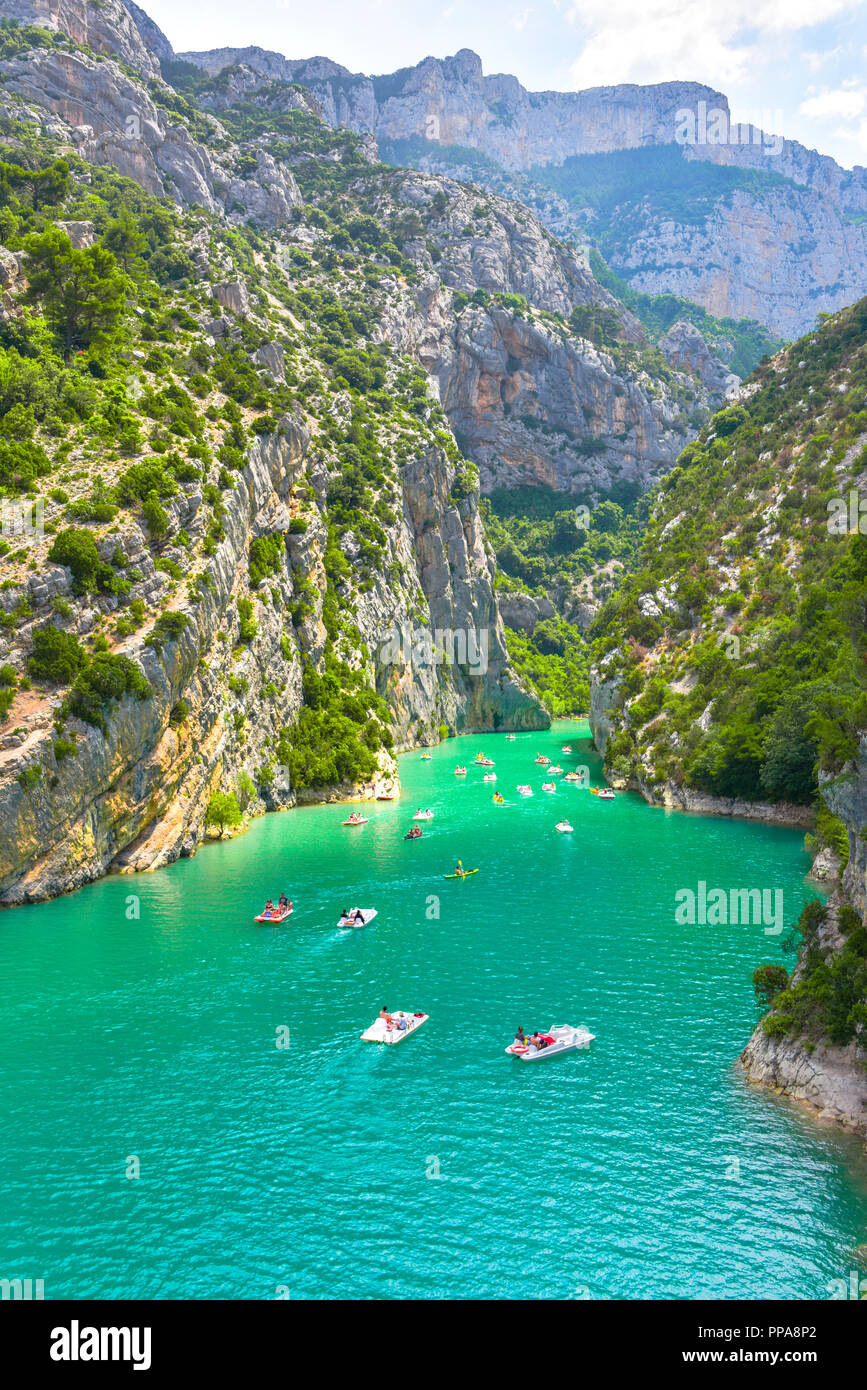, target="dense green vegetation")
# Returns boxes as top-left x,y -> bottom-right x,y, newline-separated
481,486 -> 648,716
757,900 -> 867,1049
592,297 -> 867,809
